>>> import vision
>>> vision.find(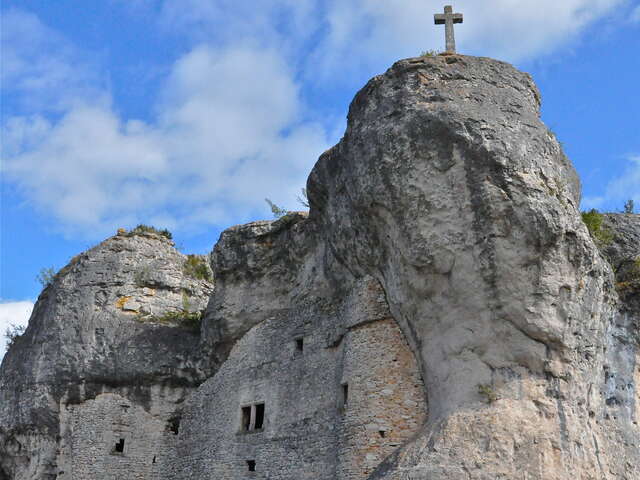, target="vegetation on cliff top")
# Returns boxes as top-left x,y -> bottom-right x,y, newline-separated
36,267 -> 57,288
4,324 -> 26,351
126,224 -> 173,240
581,209 -> 614,248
